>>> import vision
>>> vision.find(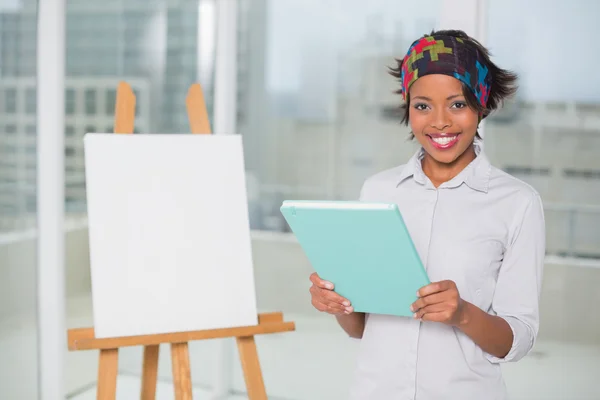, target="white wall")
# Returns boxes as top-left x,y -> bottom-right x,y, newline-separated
2,228 -> 598,344
0,226 -> 91,319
